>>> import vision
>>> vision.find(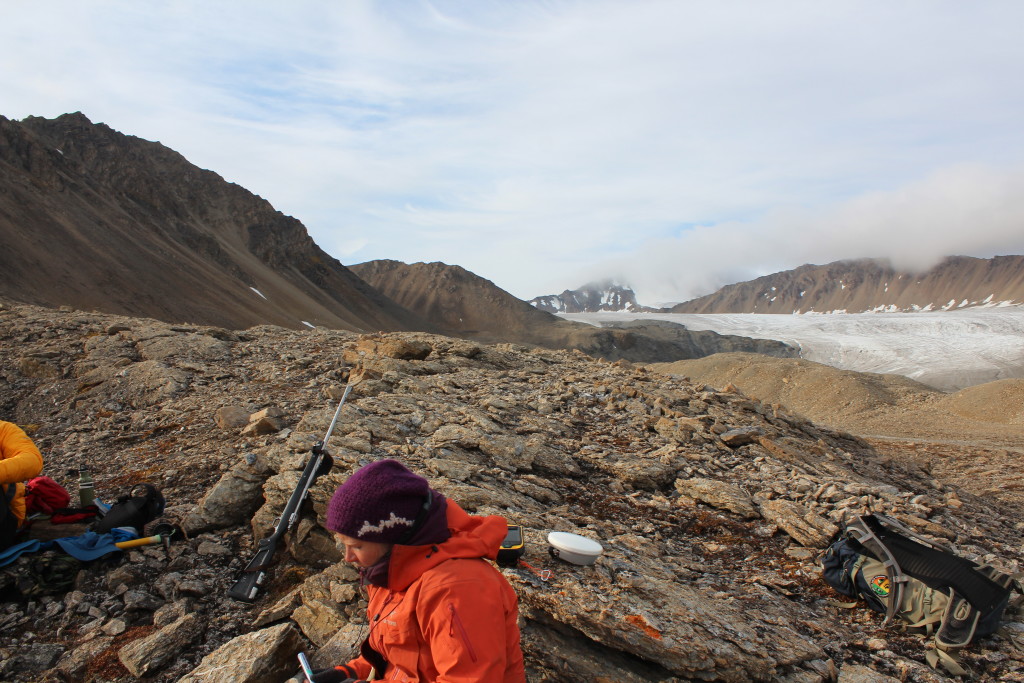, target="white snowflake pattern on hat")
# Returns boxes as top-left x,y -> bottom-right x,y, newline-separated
358,512 -> 415,537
